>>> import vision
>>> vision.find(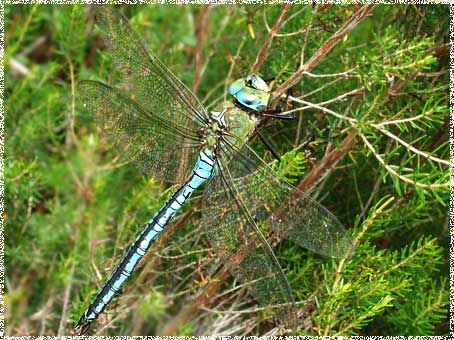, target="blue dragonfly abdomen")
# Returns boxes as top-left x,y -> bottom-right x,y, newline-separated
75,148 -> 215,334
